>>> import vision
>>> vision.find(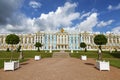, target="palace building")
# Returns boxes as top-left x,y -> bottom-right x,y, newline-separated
0,29 -> 120,51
